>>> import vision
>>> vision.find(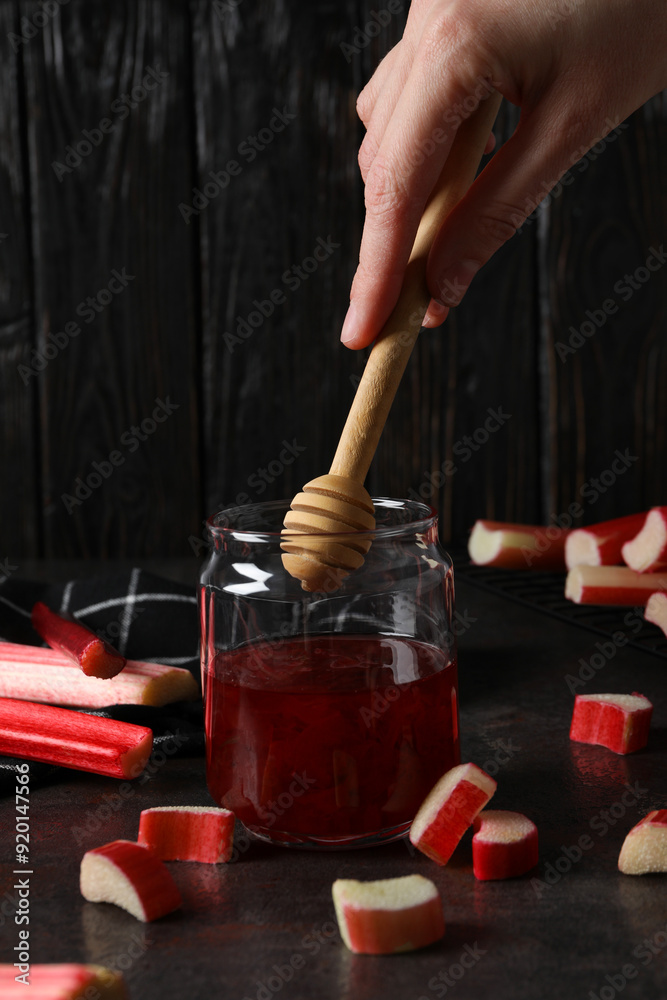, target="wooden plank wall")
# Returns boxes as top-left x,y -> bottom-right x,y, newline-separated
1,0 -> 665,558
